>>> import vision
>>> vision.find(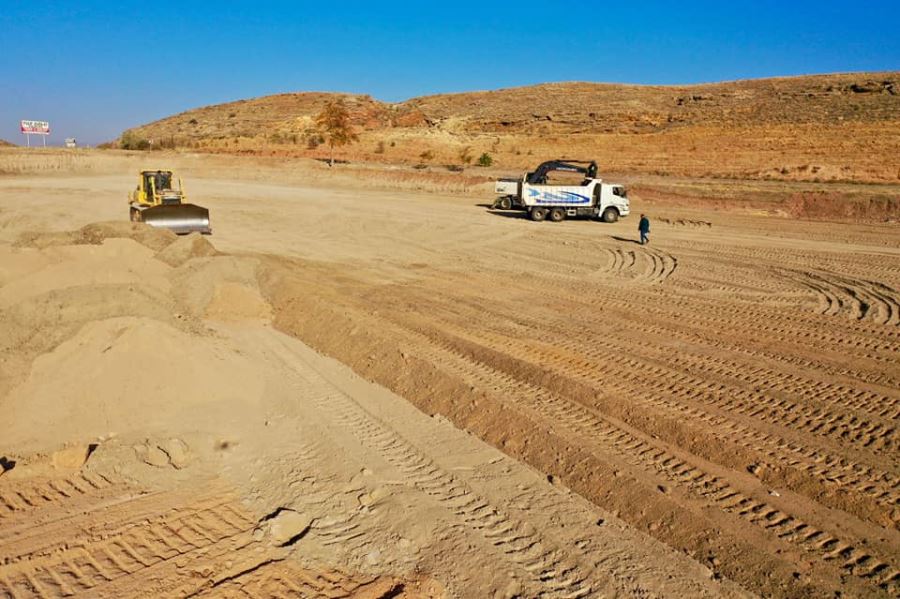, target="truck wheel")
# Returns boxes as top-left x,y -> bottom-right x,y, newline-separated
498,196 -> 512,210
601,207 -> 619,223
530,207 -> 547,222
548,208 -> 566,222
